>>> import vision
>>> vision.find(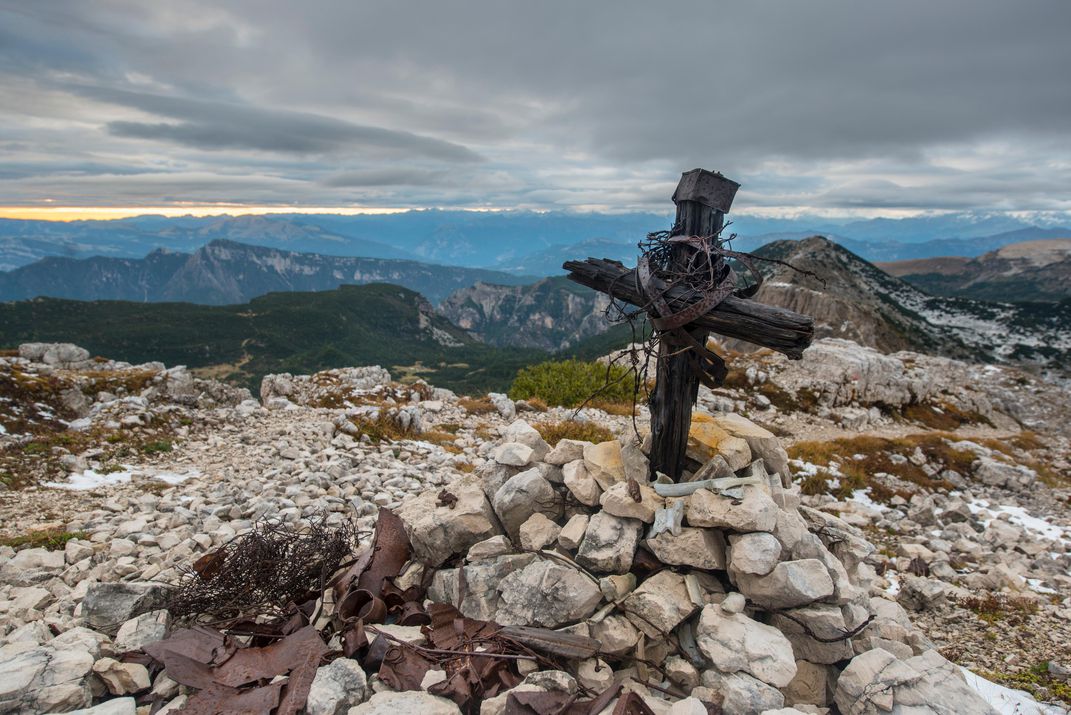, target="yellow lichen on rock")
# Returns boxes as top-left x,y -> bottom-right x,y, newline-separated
687,413 -> 753,471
